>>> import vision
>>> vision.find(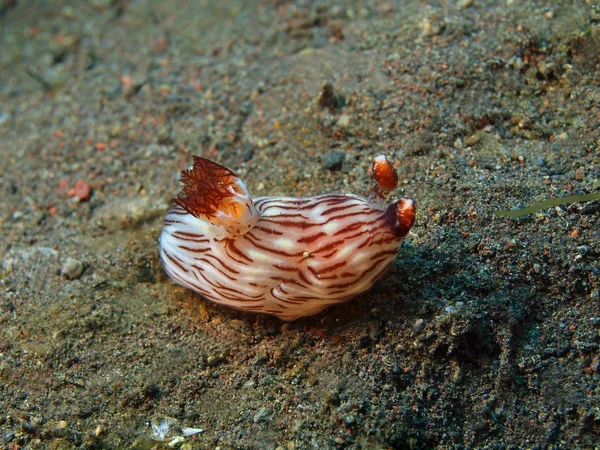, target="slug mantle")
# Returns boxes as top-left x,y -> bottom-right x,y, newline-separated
159,155 -> 416,320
